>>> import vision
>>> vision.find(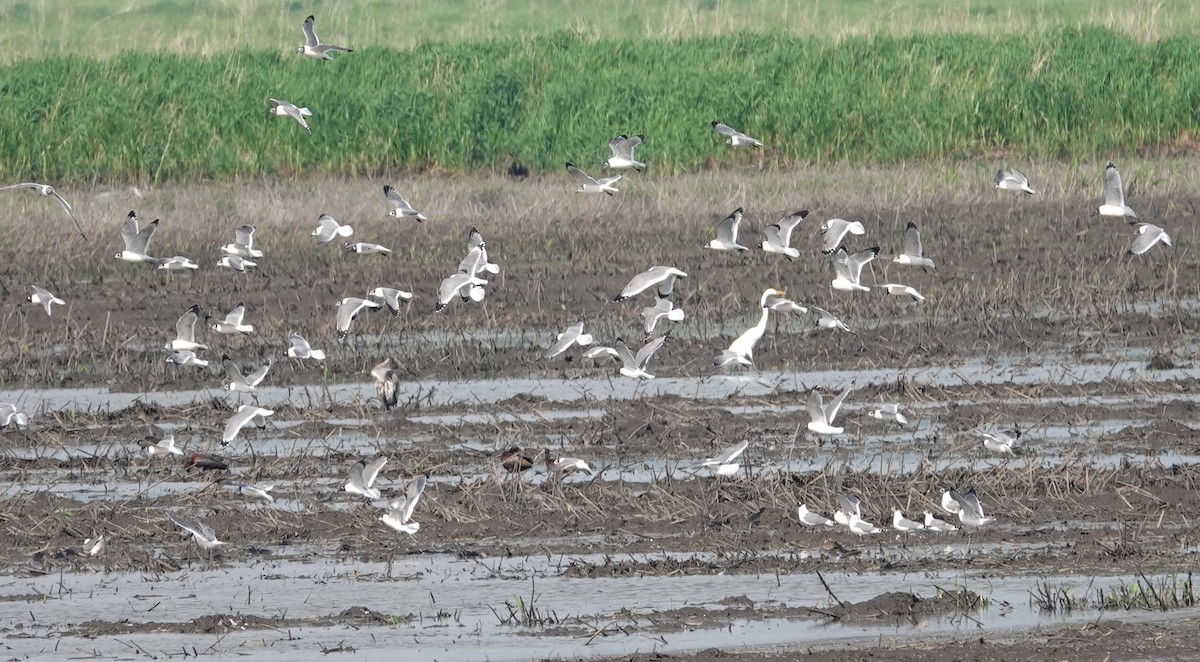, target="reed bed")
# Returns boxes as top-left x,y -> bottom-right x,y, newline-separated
3,29 -> 1200,182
